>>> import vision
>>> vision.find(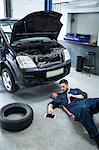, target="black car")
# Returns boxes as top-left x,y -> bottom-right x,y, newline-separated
0,11 -> 71,93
